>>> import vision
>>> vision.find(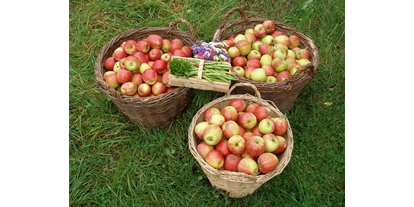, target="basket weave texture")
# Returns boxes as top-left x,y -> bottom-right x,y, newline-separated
94,18 -> 195,129
188,83 -> 294,198
213,7 -> 319,112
